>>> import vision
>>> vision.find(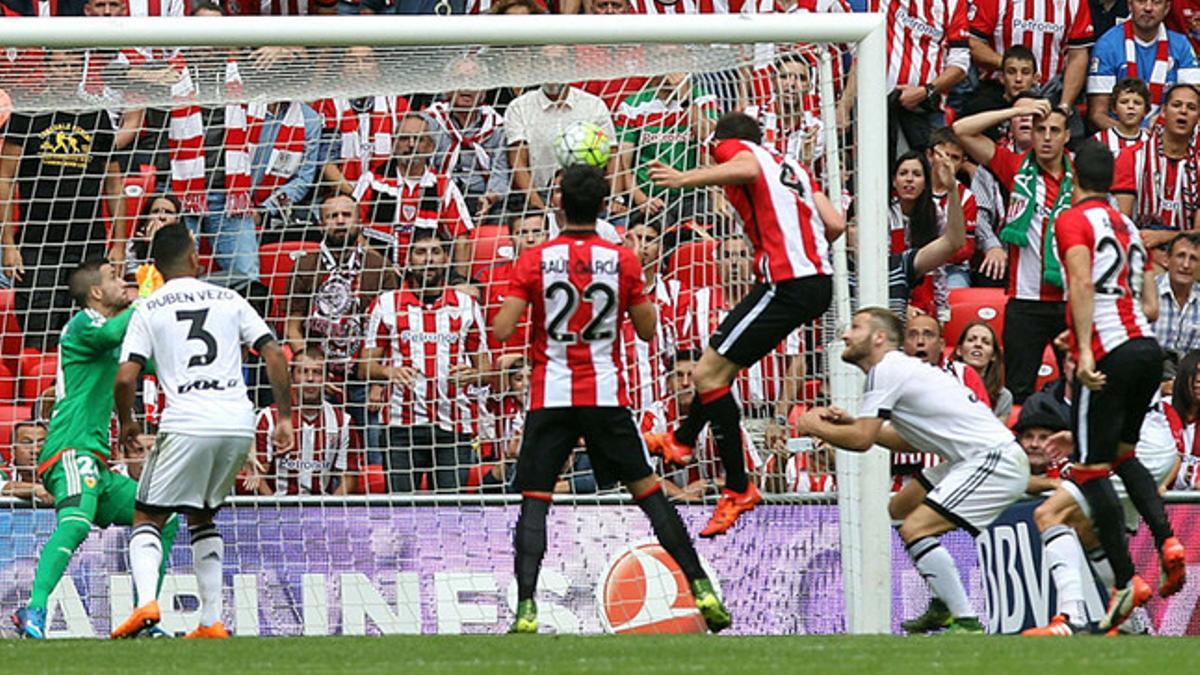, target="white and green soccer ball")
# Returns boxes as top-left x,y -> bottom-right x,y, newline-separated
553,121 -> 611,168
